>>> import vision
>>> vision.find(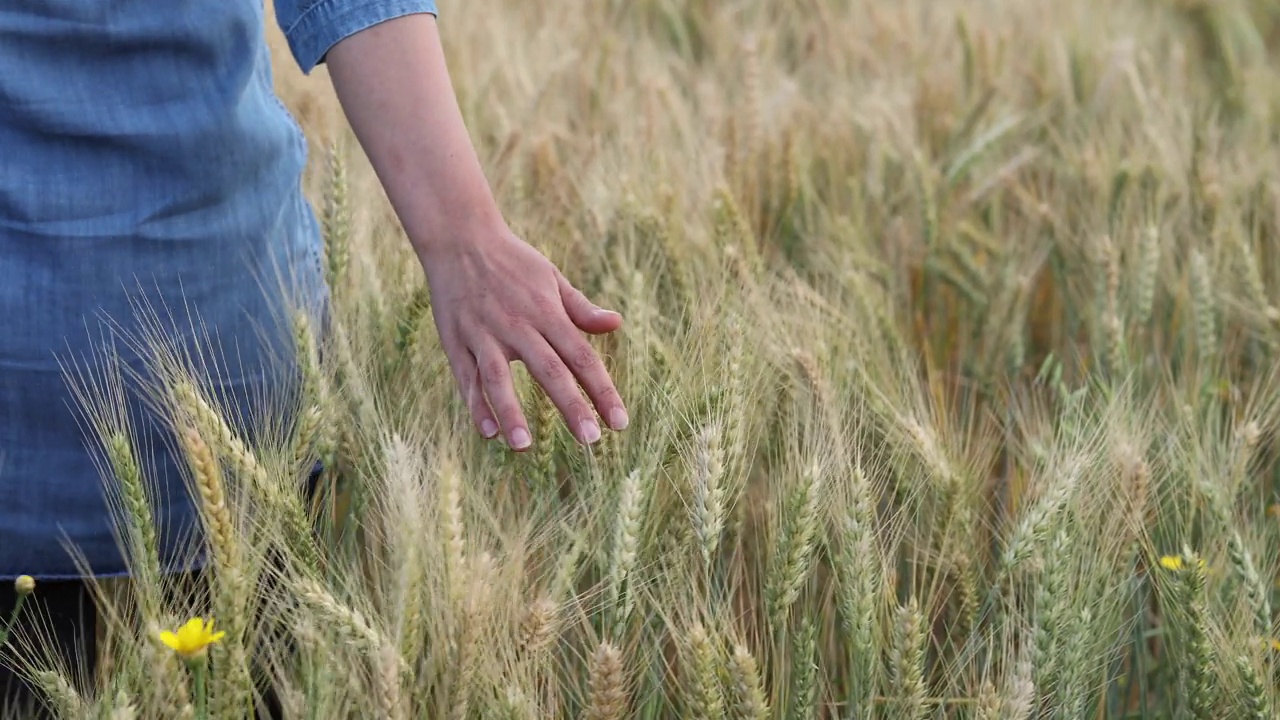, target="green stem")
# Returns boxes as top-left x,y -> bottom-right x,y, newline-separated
1133,569 -> 1150,719
192,659 -> 209,720
0,594 -> 28,647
